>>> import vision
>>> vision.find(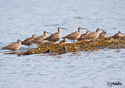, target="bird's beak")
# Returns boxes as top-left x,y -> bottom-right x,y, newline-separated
62,28 -> 68,30
120,32 -> 124,35
101,29 -> 106,31
82,28 -> 89,31
47,32 -> 52,34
